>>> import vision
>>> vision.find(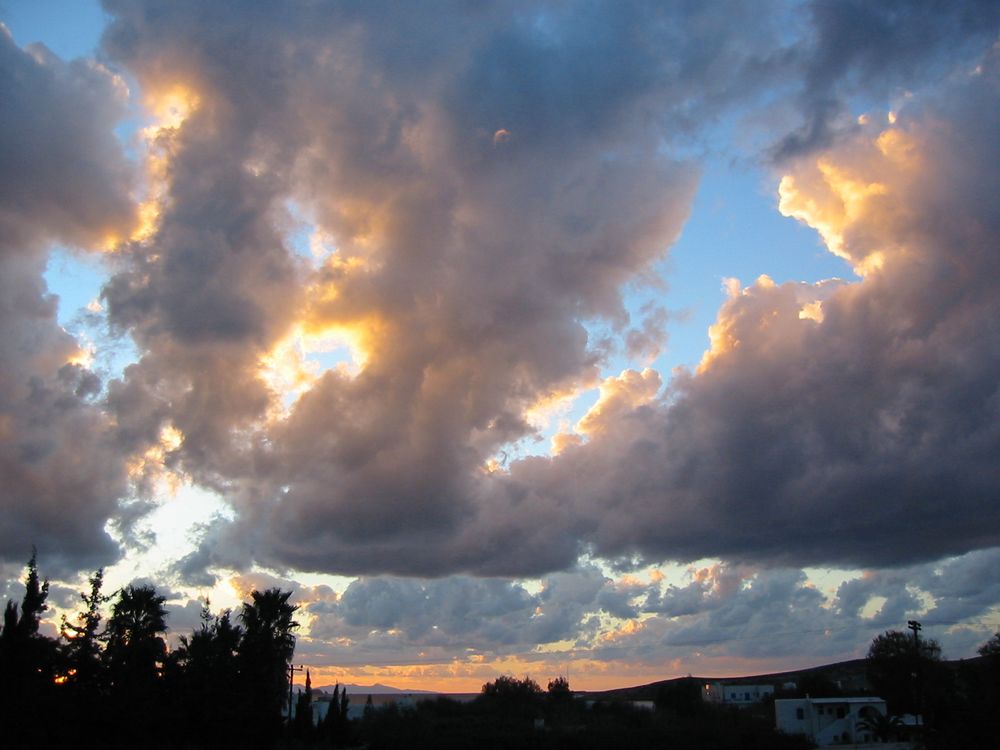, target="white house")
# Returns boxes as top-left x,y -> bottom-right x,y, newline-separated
702,682 -> 775,705
775,696 -> 894,746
